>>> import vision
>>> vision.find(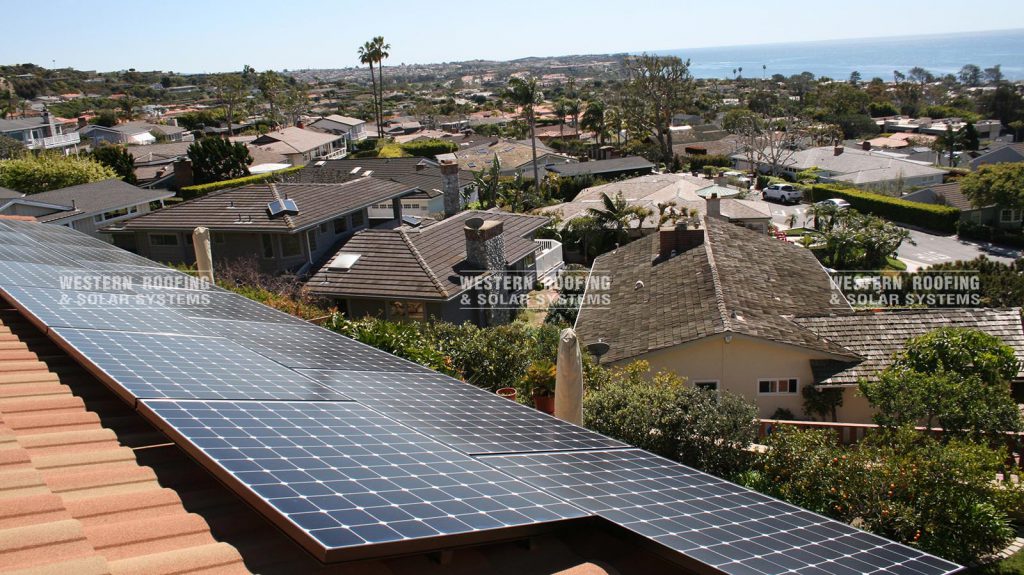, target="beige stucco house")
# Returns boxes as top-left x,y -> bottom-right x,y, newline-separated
575,216 -> 1024,423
